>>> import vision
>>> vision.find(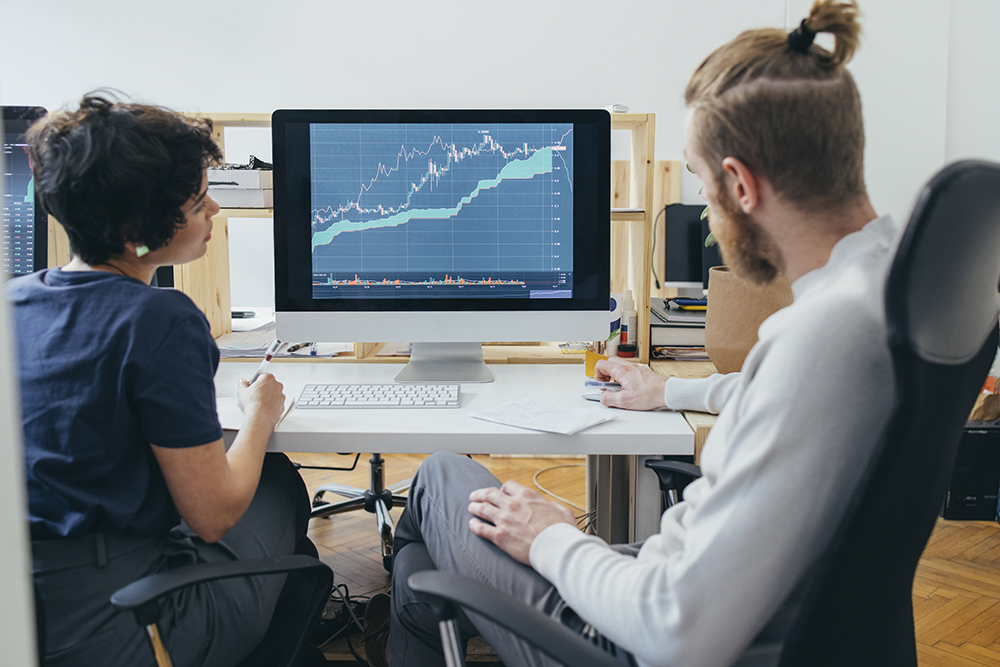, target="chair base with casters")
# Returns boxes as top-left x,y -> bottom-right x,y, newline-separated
109,555 -> 332,667
311,453 -> 410,572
